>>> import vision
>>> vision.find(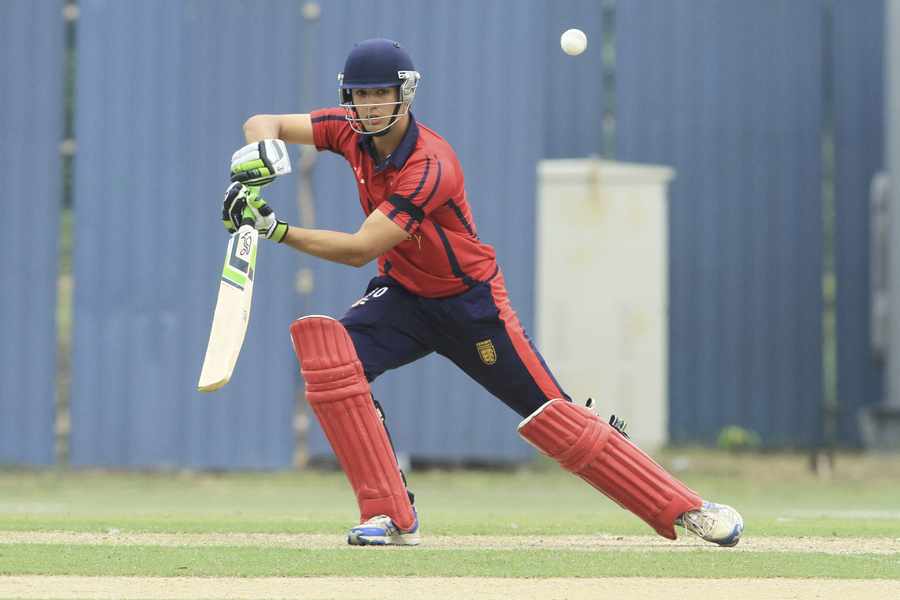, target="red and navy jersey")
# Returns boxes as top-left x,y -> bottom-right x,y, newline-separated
311,107 -> 498,298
